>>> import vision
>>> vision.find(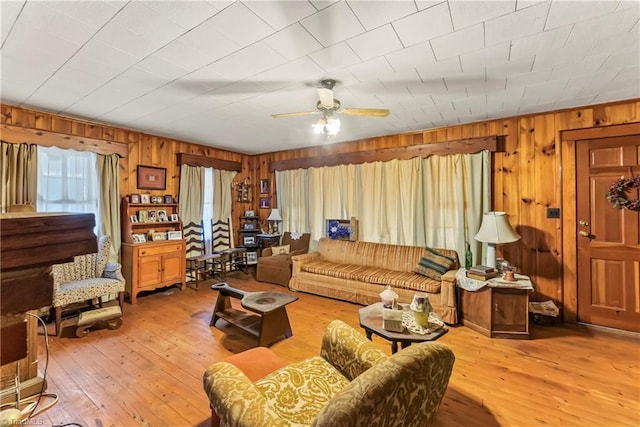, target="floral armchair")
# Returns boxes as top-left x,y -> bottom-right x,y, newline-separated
51,235 -> 125,336
203,319 -> 455,427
